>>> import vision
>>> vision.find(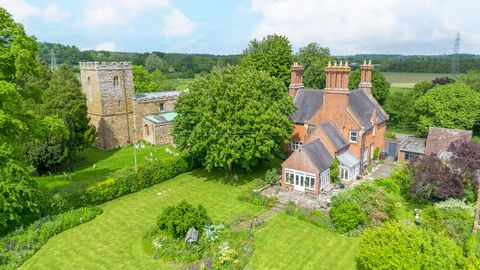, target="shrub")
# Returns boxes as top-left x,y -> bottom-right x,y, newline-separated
81,156 -> 189,206
373,147 -> 380,160
264,168 -> 279,185
357,222 -> 466,270
374,178 -> 400,194
238,191 -> 277,207
284,202 -> 334,231
157,200 -> 211,238
0,207 -> 102,269
330,198 -> 367,233
389,167 -> 412,199
204,224 -> 224,243
330,157 -> 340,184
